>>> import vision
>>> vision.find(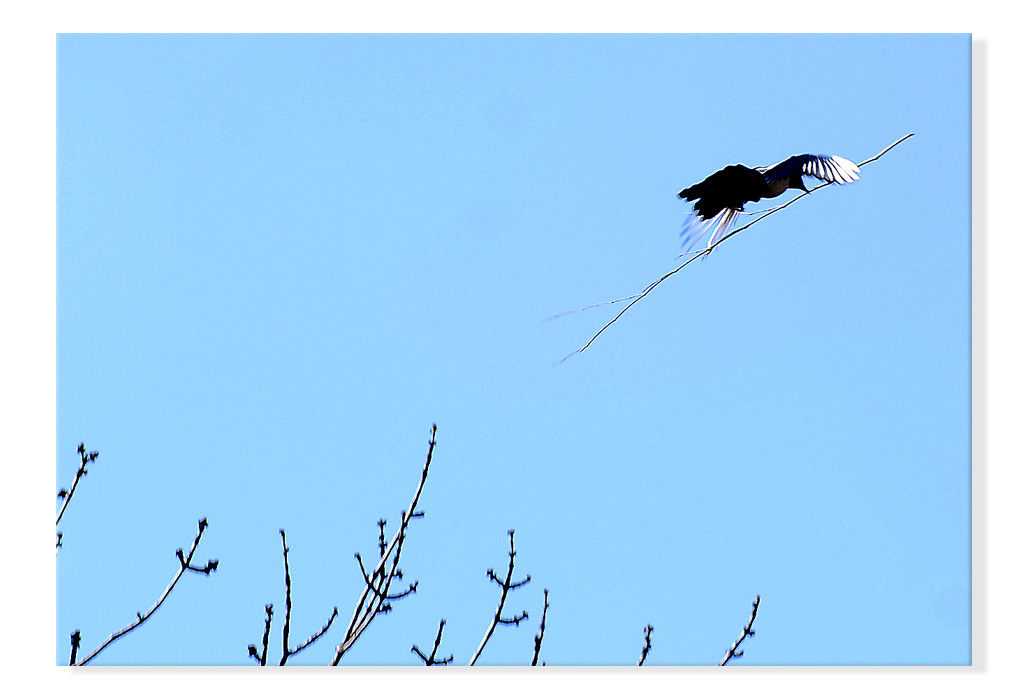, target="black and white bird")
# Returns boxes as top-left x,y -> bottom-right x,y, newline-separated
677,153 -> 860,251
